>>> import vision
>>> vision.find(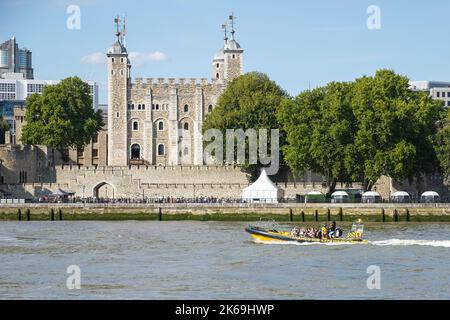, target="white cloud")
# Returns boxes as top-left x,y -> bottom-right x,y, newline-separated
81,52 -> 105,65
129,51 -> 168,67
